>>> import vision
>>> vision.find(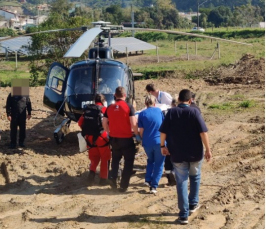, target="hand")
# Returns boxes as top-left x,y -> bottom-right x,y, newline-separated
7,116 -> 11,122
161,147 -> 170,156
27,115 -> 31,120
135,135 -> 141,143
205,149 -> 212,162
